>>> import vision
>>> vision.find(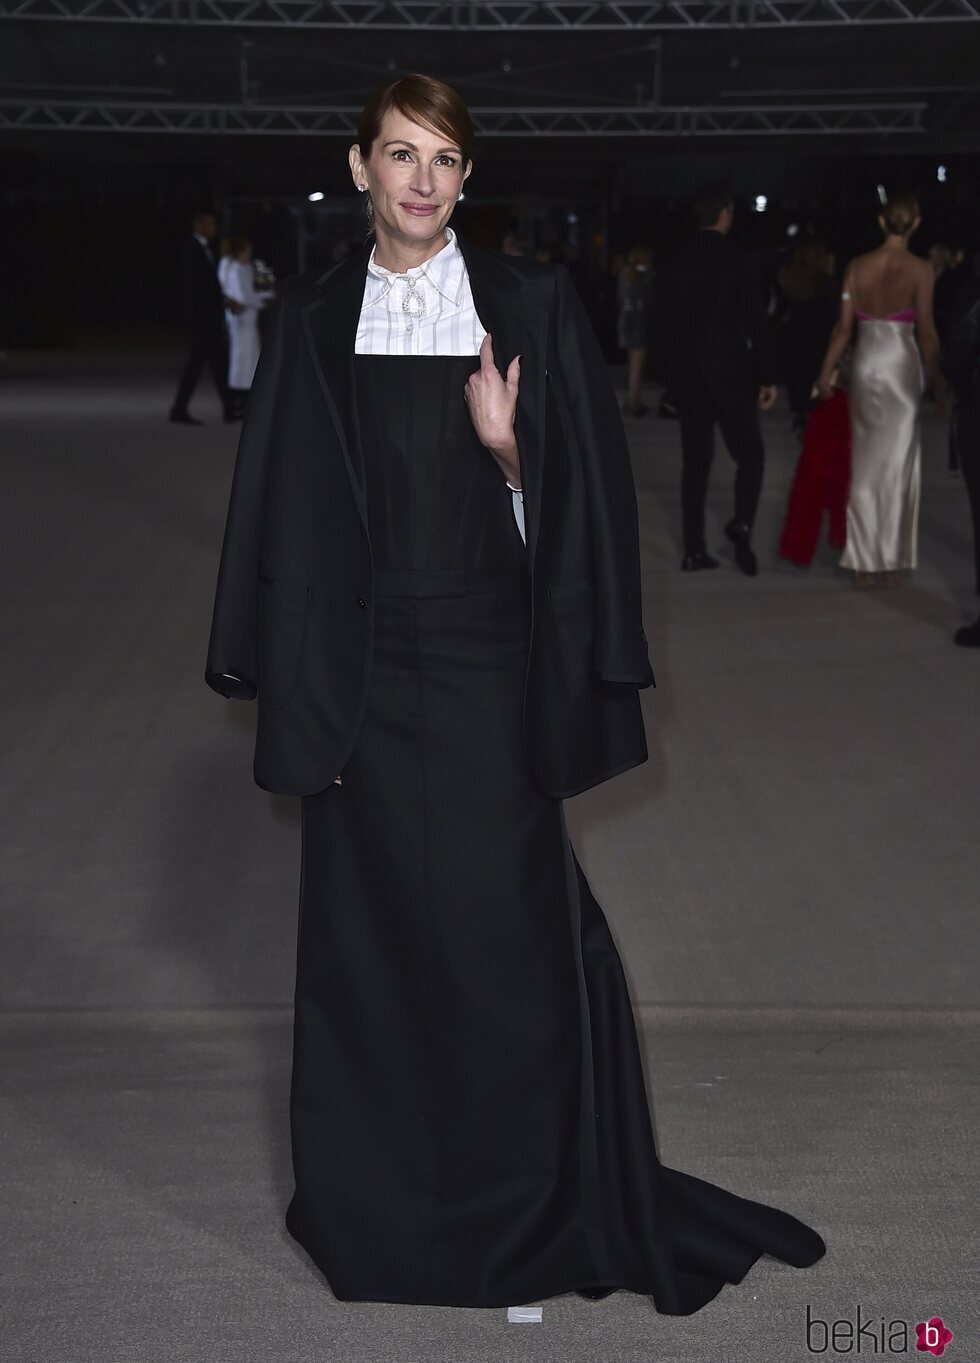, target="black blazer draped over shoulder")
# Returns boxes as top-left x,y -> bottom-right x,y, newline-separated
205,232 -> 654,799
